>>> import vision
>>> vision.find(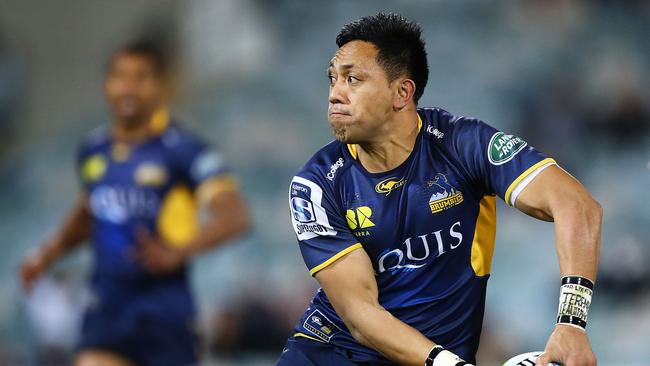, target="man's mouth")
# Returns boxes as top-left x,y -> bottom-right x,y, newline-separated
328,110 -> 351,119
114,96 -> 141,115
